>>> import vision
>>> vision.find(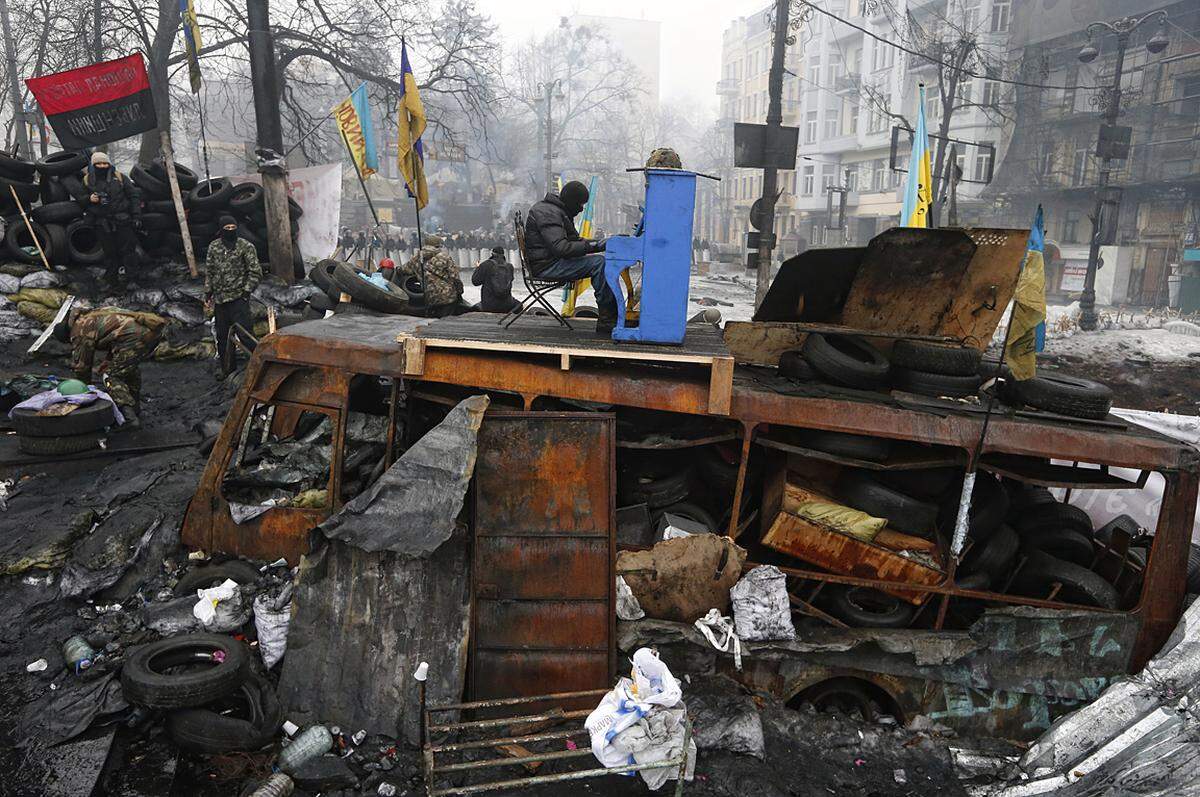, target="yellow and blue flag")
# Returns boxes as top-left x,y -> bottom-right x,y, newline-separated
900,84 -> 932,227
563,176 -> 598,314
397,39 -> 428,210
179,0 -> 202,94
1004,205 -> 1048,381
333,82 -> 379,178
